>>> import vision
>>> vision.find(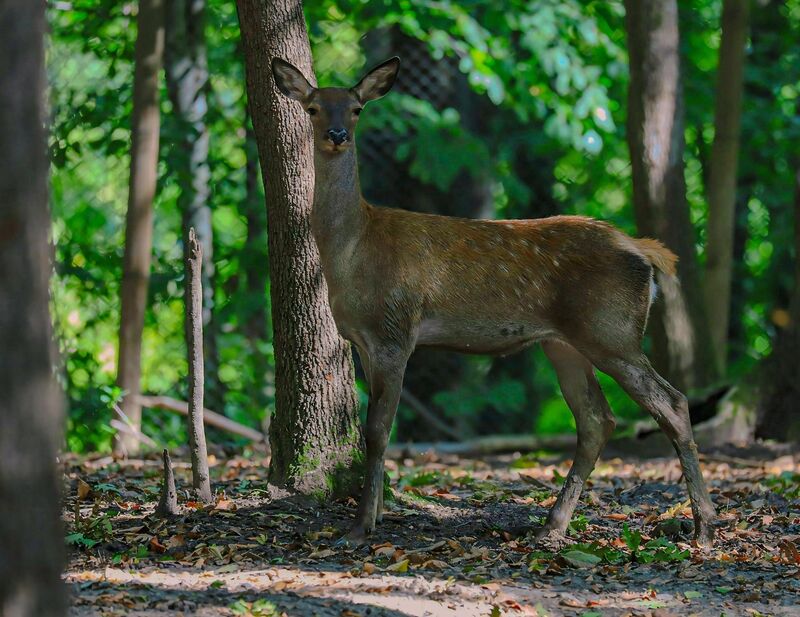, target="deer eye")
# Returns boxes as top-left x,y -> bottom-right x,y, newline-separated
307,107 -> 318,116
353,108 -> 362,116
